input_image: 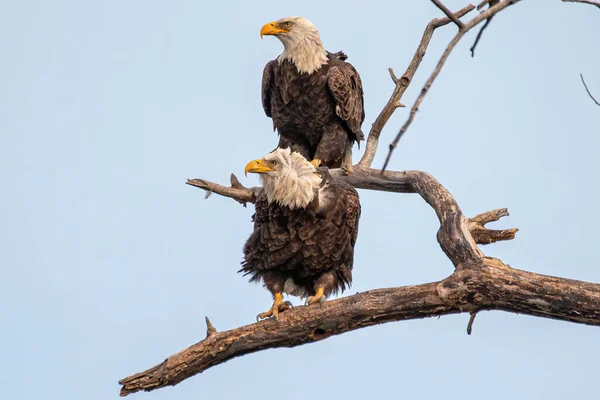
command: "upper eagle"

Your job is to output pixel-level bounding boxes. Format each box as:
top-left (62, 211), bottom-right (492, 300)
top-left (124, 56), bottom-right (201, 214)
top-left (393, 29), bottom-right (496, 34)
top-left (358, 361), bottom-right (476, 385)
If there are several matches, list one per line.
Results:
top-left (241, 148), bottom-right (361, 320)
top-left (261, 16), bottom-right (365, 169)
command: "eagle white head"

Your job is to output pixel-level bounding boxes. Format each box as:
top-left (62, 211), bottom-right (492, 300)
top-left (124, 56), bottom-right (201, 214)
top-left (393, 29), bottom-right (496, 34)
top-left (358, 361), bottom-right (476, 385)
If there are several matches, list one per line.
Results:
top-left (245, 148), bottom-right (323, 209)
top-left (260, 16), bottom-right (328, 74)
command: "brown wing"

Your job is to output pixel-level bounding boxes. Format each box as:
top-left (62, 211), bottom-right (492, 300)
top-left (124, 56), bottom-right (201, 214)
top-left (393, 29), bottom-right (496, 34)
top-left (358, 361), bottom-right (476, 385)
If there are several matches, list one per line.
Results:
top-left (326, 61), bottom-right (365, 141)
top-left (299, 179), bottom-right (361, 273)
top-left (261, 60), bottom-right (277, 118)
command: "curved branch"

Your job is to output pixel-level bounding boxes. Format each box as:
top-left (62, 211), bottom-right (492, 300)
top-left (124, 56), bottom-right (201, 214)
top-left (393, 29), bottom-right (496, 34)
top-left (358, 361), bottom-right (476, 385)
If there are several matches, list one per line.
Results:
top-left (119, 260), bottom-right (600, 396)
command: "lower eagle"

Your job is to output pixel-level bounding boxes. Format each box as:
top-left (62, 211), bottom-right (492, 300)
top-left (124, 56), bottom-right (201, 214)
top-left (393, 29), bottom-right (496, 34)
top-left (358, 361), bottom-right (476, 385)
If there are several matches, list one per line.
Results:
top-left (241, 148), bottom-right (361, 320)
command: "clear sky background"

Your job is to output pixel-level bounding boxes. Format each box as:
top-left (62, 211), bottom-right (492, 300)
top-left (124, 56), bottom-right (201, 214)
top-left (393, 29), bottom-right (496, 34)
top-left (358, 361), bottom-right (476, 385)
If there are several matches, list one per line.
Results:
top-left (2, 1), bottom-right (599, 399)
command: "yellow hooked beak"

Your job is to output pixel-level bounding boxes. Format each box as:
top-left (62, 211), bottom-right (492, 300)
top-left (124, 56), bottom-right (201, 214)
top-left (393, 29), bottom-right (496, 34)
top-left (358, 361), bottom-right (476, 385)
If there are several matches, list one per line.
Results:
top-left (244, 159), bottom-right (274, 176)
top-left (260, 21), bottom-right (289, 38)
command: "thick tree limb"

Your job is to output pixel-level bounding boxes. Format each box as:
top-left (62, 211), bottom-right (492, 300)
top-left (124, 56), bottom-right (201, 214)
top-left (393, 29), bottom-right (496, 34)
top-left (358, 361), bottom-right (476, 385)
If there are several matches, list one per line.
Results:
top-left (382, 0), bottom-right (521, 171)
top-left (119, 259), bottom-right (600, 396)
top-left (358, 4), bottom-right (475, 168)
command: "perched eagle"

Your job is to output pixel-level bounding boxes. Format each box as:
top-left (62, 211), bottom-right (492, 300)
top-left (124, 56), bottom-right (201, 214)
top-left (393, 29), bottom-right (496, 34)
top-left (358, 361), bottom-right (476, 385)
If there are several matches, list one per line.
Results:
top-left (260, 17), bottom-right (365, 169)
top-left (241, 148), bottom-right (361, 320)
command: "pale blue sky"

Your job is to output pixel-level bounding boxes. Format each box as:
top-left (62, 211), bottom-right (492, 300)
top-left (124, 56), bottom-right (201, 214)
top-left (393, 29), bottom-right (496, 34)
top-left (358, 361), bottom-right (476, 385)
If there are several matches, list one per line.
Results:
top-left (1, 1), bottom-right (599, 399)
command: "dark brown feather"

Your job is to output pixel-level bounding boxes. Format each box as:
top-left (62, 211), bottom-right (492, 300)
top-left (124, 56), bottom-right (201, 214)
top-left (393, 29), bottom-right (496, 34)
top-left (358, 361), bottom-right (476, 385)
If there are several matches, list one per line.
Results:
top-left (240, 172), bottom-right (361, 298)
top-left (261, 52), bottom-right (365, 167)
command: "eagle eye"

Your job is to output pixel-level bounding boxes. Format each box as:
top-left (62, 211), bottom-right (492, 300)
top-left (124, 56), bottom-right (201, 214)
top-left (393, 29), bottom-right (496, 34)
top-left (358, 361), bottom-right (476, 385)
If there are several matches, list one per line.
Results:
top-left (270, 160), bottom-right (277, 166)
top-left (282, 21), bottom-right (293, 29)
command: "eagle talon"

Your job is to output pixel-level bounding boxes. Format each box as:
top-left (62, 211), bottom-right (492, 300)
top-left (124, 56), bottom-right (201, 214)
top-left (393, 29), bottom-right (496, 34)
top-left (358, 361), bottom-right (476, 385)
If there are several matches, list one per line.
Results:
top-left (256, 293), bottom-right (292, 322)
top-left (310, 159), bottom-right (322, 168)
top-left (305, 287), bottom-right (326, 306)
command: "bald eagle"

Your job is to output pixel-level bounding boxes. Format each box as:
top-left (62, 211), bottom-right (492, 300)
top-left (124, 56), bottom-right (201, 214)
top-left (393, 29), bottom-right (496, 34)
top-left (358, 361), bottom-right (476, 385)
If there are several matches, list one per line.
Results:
top-left (260, 17), bottom-right (365, 169)
top-left (242, 148), bottom-right (361, 320)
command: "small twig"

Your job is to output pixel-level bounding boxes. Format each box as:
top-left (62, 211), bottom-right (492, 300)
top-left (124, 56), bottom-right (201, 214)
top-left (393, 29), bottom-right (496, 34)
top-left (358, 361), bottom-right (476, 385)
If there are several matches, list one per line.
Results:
top-left (431, 0), bottom-right (466, 29)
top-left (388, 67), bottom-right (399, 84)
top-left (470, 15), bottom-right (493, 57)
top-left (470, 0), bottom-right (499, 57)
top-left (467, 311), bottom-right (477, 335)
top-left (562, 0), bottom-right (600, 9)
top-left (205, 316), bottom-right (217, 337)
top-left (580, 73), bottom-right (600, 106)
top-left (229, 173), bottom-right (244, 189)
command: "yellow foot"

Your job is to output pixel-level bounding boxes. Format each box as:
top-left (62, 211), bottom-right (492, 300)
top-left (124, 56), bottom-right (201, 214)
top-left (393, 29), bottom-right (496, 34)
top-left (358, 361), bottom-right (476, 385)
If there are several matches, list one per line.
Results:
top-left (310, 159), bottom-right (322, 168)
top-left (305, 287), bottom-right (326, 306)
top-left (256, 293), bottom-right (293, 321)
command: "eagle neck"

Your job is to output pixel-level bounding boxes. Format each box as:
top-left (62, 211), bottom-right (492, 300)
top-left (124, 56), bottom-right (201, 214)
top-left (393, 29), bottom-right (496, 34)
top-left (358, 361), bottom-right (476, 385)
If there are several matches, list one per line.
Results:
top-left (261, 169), bottom-right (322, 210)
top-left (279, 35), bottom-right (328, 75)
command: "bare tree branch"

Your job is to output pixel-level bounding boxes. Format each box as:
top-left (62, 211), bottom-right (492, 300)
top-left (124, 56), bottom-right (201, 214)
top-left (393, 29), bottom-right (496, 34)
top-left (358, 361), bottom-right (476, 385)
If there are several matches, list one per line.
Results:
top-left (119, 257), bottom-right (600, 396)
top-left (358, 4), bottom-right (475, 168)
top-left (562, 0), bottom-right (600, 9)
top-left (186, 174), bottom-right (260, 206)
top-left (580, 73), bottom-right (600, 106)
top-left (382, 0), bottom-right (521, 172)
